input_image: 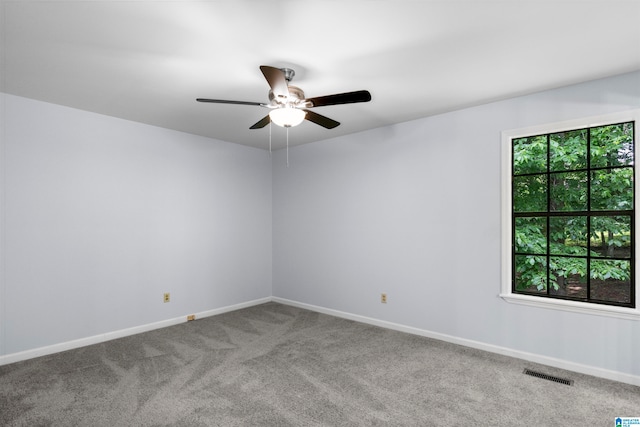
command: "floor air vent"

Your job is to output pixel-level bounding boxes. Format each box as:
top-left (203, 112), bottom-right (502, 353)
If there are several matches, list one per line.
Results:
top-left (523, 369), bottom-right (574, 386)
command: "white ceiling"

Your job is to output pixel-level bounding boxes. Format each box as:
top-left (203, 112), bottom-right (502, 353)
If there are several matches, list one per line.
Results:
top-left (2, 0), bottom-right (639, 149)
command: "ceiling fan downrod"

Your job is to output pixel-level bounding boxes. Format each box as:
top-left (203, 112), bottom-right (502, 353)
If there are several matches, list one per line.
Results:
top-left (280, 68), bottom-right (295, 83)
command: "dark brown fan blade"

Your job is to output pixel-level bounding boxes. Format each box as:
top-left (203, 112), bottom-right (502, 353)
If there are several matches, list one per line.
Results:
top-left (303, 110), bottom-right (340, 129)
top-left (260, 66), bottom-right (289, 100)
top-left (196, 98), bottom-right (266, 107)
top-left (250, 115), bottom-right (271, 129)
top-left (305, 90), bottom-right (371, 108)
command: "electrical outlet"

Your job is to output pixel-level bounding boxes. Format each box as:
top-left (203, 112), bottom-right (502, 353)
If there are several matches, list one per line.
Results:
top-left (163, 293), bottom-right (170, 303)
top-left (187, 314), bottom-right (196, 321)
top-left (381, 293), bottom-right (387, 304)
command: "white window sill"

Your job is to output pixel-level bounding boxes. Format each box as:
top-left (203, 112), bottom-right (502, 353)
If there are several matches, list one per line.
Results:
top-left (500, 293), bottom-right (640, 321)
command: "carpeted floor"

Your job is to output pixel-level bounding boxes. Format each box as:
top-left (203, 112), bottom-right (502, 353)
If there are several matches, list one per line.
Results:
top-left (1, 302), bottom-right (638, 426)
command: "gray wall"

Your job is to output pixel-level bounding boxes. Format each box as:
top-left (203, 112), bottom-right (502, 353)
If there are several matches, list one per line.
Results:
top-left (0, 94), bottom-right (272, 356)
top-left (272, 71), bottom-right (640, 378)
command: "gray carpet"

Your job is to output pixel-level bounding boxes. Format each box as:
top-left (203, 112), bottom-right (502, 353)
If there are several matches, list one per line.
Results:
top-left (1, 302), bottom-right (638, 426)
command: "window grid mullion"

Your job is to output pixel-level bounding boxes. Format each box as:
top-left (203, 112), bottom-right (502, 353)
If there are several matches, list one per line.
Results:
top-left (546, 134), bottom-right (551, 296)
top-left (586, 127), bottom-right (591, 301)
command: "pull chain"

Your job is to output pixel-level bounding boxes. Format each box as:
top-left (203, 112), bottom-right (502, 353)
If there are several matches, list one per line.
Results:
top-left (286, 126), bottom-right (289, 168)
top-left (269, 120), bottom-right (272, 157)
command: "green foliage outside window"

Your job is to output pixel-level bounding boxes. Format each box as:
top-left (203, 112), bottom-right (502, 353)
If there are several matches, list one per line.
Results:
top-left (512, 122), bottom-right (634, 306)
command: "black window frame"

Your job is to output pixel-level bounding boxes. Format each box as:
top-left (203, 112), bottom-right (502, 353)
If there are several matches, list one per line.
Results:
top-left (511, 121), bottom-right (635, 308)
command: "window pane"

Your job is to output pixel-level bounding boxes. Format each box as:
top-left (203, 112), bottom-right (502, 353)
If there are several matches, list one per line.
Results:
top-left (513, 135), bottom-right (547, 175)
top-left (515, 255), bottom-right (547, 293)
top-left (549, 172), bottom-right (587, 212)
top-left (590, 259), bottom-right (632, 304)
top-left (590, 122), bottom-right (634, 168)
top-left (515, 217), bottom-right (546, 254)
top-left (590, 216), bottom-right (631, 259)
top-left (514, 175), bottom-right (547, 212)
top-left (590, 168), bottom-right (633, 211)
top-left (550, 129), bottom-right (587, 172)
top-left (549, 256), bottom-right (587, 299)
top-left (549, 216), bottom-right (587, 256)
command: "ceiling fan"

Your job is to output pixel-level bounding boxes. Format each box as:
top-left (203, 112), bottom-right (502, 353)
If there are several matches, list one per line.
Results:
top-left (197, 66), bottom-right (371, 129)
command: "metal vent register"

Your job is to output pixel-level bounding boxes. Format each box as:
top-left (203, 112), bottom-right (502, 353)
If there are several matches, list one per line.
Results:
top-left (523, 369), bottom-right (574, 386)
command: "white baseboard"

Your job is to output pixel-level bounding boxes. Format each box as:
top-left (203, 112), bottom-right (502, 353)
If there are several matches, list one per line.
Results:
top-left (272, 297), bottom-right (640, 387)
top-left (195, 297), bottom-right (272, 320)
top-left (0, 297), bottom-right (271, 367)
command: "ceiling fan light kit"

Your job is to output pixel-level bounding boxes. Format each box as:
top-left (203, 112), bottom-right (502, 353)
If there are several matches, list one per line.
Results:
top-left (197, 65), bottom-right (371, 131)
top-left (269, 106), bottom-right (306, 128)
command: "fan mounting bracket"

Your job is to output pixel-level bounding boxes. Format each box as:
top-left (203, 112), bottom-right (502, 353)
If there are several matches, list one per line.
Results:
top-left (280, 68), bottom-right (295, 82)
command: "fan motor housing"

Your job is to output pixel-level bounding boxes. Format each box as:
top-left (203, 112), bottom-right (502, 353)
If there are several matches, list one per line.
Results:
top-left (269, 85), bottom-right (305, 105)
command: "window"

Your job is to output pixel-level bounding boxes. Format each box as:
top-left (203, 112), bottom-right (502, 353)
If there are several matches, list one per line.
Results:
top-left (501, 111), bottom-right (640, 319)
